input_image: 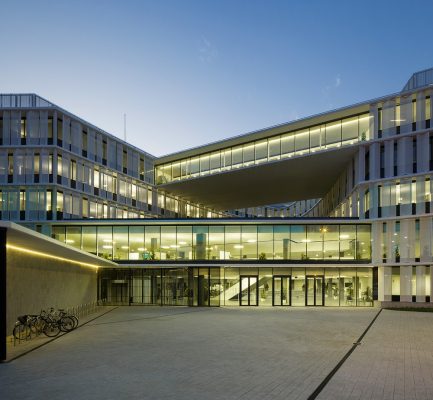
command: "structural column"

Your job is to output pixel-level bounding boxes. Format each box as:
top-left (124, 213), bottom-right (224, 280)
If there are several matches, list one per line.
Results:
top-left (400, 266), bottom-right (412, 302)
top-left (416, 265), bottom-right (426, 302)
top-left (378, 266), bottom-right (392, 301)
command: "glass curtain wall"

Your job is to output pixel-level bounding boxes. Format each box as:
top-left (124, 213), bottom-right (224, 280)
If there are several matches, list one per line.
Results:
top-left (98, 267), bottom-right (373, 307)
top-left (155, 113), bottom-right (371, 184)
top-left (52, 223), bottom-right (372, 262)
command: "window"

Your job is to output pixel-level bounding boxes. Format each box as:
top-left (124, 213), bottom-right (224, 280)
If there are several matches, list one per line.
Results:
top-left (57, 119), bottom-right (63, 145)
top-left (380, 145), bottom-right (385, 178)
top-left (20, 117), bottom-right (26, 141)
top-left (19, 190), bottom-right (25, 211)
top-left (70, 160), bottom-right (77, 181)
top-left (378, 107), bottom-right (383, 137)
top-left (8, 153), bottom-right (13, 176)
top-left (82, 131), bottom-right (88, 156)
top-left (122, 150), bottom-right (127, 172)
top-left (57, 155), bottom-right (63, 177)
top-left (412, 99), bottom-right (417, 131)
top-left (48, 117), bottom-right (53, 144)
top-left (34, 154), bottom-right (40, 175)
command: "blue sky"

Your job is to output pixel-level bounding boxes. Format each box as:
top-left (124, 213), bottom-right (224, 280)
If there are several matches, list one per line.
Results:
top-left (1, 0), bottom-right (432, 156)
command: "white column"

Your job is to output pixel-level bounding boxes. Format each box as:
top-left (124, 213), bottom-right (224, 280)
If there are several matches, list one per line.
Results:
top-left (417, 132), bottom-right (429, 173)
top-left (416, 265), bottom-right (426, 302)
top-left (430, 266), bottom-right (433, 303)
top-left (369, 142), bottom-right (379, 180)
top-left (400, 266), bottom-right (412, 302)
top-left (379, 266), bottom-right (392, 301)
top-left (371, 222), bottom-right (382, 264)
top-left (420, 217), bottom-right (433, 263)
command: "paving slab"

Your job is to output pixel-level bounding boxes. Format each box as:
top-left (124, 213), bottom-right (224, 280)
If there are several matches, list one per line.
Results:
top-left (0, 307), bottom-right (377, 400)
top-left (317, 310), bottom-right (433, 400)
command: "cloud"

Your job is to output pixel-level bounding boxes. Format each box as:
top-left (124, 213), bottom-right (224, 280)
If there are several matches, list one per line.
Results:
top-left (199, 36), bottom-right (218, 64)
top-left (335, 74), bottom-right (341, 88)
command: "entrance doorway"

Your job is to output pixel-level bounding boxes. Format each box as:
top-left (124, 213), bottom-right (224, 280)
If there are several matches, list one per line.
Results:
top-left (240, 275), bottom-right (258, 306)
top-left (272, 276), bottom-right (291, 306)
top-left (306, 275), bottom-right (324, 306)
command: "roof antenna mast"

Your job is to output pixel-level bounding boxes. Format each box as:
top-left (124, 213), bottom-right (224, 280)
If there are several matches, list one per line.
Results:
top-left (123, 113), bottom-right (127, 142)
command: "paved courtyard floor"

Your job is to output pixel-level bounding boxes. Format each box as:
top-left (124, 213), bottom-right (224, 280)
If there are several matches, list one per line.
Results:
top-left (0, 307), bottom-right (432, 400)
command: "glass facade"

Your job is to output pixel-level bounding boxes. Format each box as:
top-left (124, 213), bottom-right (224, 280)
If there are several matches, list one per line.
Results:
top-left (155, 113), bottom-right (371, 184)
top-left (52, 222), bottom-right (371, 262)
top-left (99, 267), bottom-right (374, 307)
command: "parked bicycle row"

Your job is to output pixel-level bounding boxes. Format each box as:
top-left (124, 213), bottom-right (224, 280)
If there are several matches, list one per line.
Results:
top-left (13, 308), bottom-right (79, 341)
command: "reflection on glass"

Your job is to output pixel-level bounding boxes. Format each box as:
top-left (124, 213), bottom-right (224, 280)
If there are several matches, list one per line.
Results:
top-left (291, 268), bottom-right (305, 306)
top-left (54, 223), bottom-right (371, 262)
top-left (113, 226), bottom-right (128, 260)
top-left (97, 226), bottom-right (112, 259)
top-left (155, 114), bottom-right (371, 184)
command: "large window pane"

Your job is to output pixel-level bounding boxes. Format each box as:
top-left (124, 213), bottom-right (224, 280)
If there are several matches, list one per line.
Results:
top-left (340, 225), bottom-right (356, 260)
top-left (177, 225), bottom-right (192, 260)
top-left (65, 226), bottom-right (81, 250)
top-left (255, 140), bottom-right (268, 163)
top-left (193, 226), bottom-right (208, 260)
top-left (342, 116), bottom-right (358, 143)
top-left (225, 225), bottom-right (241, 259)
top-left (325, 121), bottom-right (341, 147)
top-left (145, 226), bottom-right (160, 260)
top-left (258, 225), bottom-right (273, 260)
top-left (208, 226), bottom-right (225, 260)
top-left (190, 157), bottom-right (200, 177)
top-left (113, 226), bottom-right (128, 260)
top-left (82, 226), bottom-right (96, 255)
top-left (232, 146), bottom-right (243, 167)
top-left (294, 130), bottom-right (309, 155)
top-left (241, 225), bottom-right (257, 259)
top-left (274, 225), bottom-right (290, 259)
top-left (200, 155), bottom-right (210, 175)
top-left (268, 137), bottom-right (281, 160)
top-left (291, 225), bottom-right (306, 260)
top-left (209, 152), bottom-right (221, 172)
top-left (243, 144), bottom-right (254, 166)
top-left (356, 225), bottom-right (371, 260)
top-left (281, 134), bottom-right (294, 157)
top-left (307, 225), bottom-right (323, 260)
top-left (323, 225), bottom-right (339, 260)
top-left (310, 126), bottom-right (323, 152)
top-left (161, 226), bottom-right (177, 260)
top-left (129, 226), bottom-right (145, 260)
top-left (97, 226), bottom-right (113, 260)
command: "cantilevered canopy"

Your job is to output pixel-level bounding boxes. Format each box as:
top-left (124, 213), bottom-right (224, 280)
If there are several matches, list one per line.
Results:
top-left (158, 145), bottom-right (358, 210)
top-left (2, 222), bottom-right (116, 268)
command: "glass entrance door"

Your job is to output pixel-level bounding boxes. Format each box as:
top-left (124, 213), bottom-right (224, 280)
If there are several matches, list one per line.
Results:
top-left (272, 276), bottom-right (291, 306)
top-left (306, 275), bottom-right (324, 306)
top-left (240, 275), bottom-right (258, 306)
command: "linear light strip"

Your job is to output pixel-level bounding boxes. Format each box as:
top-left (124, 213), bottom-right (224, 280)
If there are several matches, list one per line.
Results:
top-left (6, 244), bottom-right (100, 270)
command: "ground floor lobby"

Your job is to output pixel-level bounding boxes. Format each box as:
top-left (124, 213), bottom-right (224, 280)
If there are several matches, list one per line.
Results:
top-left (99, 266), bottom-right (376, 307)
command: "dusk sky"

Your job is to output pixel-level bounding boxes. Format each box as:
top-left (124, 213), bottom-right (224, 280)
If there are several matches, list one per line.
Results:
top-left (1, 0), bottom-right (433, 156)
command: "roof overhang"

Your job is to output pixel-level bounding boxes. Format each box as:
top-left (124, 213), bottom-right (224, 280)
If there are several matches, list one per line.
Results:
top-left (2, 222), bottom-right (116, 268)
top-left (158, 144), bottom-right (359, 210)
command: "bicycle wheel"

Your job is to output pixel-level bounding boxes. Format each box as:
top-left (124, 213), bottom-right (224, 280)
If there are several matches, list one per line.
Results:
top-left (29, 318), bottom-right (44, 336)
top-left (13, 323), bottom-right (30, 340)
top-left (43, 322), bottom-right (60, 337)
top-left (59, 316), bottom-right (75, 332)
top-left (70, 315), bottom-right (79, 329)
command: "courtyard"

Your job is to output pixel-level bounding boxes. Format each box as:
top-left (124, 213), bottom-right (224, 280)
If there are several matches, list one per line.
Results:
top-left (1, 307), bottom-right (433, 399)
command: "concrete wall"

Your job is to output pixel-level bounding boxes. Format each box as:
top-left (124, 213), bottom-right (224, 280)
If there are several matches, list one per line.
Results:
top-left (6, 247), bottom-right (98, 334)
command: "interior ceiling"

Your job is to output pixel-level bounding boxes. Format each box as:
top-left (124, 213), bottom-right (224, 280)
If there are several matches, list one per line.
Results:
top-left (158, 146), bottom-right (358, 210)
